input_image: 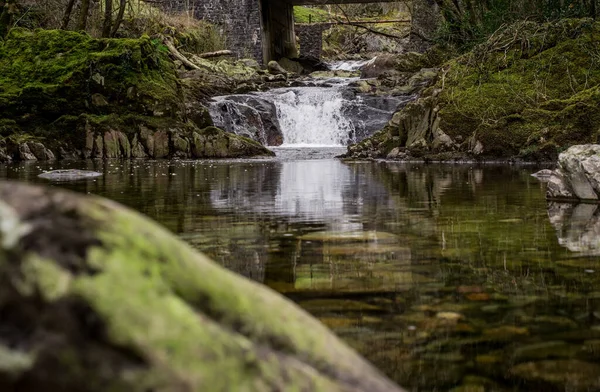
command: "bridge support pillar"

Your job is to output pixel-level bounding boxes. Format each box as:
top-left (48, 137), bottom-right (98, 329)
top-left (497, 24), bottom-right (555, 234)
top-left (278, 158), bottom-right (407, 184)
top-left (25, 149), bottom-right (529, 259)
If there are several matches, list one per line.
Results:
top-left (295, 24), bottom-right (328, 61)
top-left (195, 0), bottom-right (265, 63)
top-left (260, 0), bottom-right (298, 63)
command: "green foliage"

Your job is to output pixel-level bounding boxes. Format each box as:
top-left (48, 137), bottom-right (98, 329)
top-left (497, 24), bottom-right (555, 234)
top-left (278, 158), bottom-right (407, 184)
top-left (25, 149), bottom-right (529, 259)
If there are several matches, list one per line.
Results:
top-left (293, 6), bottom-right (331, 23)
top-left (437, 19), bottom-right (600, 158)
top-left (435, 0), bottom-right (599, 48)
top-left (0, 28), bottom-right (181, 129)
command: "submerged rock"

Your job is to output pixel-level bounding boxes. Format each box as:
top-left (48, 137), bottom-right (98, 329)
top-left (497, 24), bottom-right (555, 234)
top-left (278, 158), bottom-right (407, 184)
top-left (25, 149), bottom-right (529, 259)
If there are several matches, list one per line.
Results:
top-left (38, 169), bottom-right (102, 181)
top-left (0, 182), bottom-right (403, 392)
top-left (509, 359), bottom-right (600, 392)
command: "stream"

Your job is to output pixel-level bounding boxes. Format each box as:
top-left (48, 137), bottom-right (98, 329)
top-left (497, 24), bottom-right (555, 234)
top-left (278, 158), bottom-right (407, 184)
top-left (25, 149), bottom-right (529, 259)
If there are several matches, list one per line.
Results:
top-left (2, 64), bottom-right (600, 391)
top-left (208, 61), bottom-right (410, 147)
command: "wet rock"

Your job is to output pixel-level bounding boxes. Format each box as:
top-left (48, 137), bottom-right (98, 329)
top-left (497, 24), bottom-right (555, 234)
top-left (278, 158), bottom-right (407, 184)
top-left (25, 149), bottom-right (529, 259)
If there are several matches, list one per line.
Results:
top-left (192, 126), bottom-right (274, 158)
top-left (17, 143), bottom-right (37, 161)
top-left (153, 130), bottom-right (170, 159)
top-left (342, 94), bottom-right (410, 141)
top-left (268, 60), bottom-right (288, 76)
top-left (38, 169), bottom-right (102, 181)
top-left (0, 181), bottom-right (405, 392)
top-left (172, 134), bottom-right (190, 157)
top-left (262, 73), bottom-right (287, 83)
top-left (130, 135), bottom-right (147, 158)
top-left (541, 145), bottom-right (600, 201)
top-left (210, 95), bottom-right (284, 146)
top-left (103, 130), bottom-right (123, 158)
top-left (546, 170), bottom-right (575, 199)
top-left (511, 341), bottom-right (580, 362)
top-left (482, 325), bottom-right (528, 341)
top-left (509, 359), bottom-right (600, 392)
top-left (278, 58), bottom-right (305, 74)
top-left (27, 142), bottom-right (55, 160)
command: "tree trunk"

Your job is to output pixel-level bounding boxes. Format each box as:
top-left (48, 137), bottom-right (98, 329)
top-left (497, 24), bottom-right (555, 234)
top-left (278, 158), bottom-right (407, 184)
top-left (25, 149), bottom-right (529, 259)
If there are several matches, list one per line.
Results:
top-left (61, 0), bottom-right (77, 29)
top-left (102, 0), bottom-right (112, 37)
top-left (110, 0), bottom-right (126, 37)
top-left (78, 0), bottom-right (90, 31)
top-left (0, 0), bottom-right (15, 38)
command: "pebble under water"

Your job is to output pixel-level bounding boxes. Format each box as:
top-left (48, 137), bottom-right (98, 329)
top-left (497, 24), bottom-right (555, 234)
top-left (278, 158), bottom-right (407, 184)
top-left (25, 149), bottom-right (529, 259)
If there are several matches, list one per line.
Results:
top-left (4, 148), bottom-right (600, 392)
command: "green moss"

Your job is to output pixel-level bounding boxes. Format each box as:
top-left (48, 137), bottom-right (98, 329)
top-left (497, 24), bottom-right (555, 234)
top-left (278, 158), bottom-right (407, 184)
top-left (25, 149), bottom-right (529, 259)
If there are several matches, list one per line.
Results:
top-left (293, 6), bottom-right (331, 23)
top-left (0, 183), bottom-right (401, 390)
top-left (0, 28), bottom-right (182, 135)
top-left (437, 19), bottom-right (600, 158)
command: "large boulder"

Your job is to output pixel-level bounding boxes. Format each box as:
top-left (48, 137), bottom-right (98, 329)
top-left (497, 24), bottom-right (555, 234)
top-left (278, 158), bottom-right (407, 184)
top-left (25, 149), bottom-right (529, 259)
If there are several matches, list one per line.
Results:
top-left (536, 144), bottom-right (600, 201)
top-left (0, 182), bottom-right (403, 392)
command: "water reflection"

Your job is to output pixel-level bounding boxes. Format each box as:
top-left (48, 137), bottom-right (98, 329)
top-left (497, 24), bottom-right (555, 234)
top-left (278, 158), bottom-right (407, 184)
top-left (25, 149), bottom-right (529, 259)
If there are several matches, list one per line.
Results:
top-left (548, 202), bottom-right (600, 255)
top-left (3, 157), bottom-right (600, 391)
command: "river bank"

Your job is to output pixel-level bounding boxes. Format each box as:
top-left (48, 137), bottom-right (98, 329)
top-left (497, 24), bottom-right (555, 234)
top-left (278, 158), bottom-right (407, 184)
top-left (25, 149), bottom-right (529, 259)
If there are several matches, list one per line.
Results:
top-left (0, 28), bottom-right (284, 162)
top-left (344, 19), bottom-right (600, 163)
top-left (2, 10), bottom-right (600, 166)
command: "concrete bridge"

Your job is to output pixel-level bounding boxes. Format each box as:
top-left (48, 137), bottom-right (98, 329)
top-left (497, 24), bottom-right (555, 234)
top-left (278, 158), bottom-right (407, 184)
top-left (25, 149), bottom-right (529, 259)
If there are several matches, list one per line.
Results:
top-left (173, 0), bottom-right (438, 64)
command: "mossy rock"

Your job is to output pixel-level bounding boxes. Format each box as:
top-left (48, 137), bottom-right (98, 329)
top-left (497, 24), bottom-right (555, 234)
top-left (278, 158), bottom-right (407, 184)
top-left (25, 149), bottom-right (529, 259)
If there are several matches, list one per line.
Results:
top-left (347, 19), bottom-right (600, 161)
top-left (437, 18), bottom-right (600, 159)
top-left (0, 28), bottom-right (182, 120)
top-left (0, 182), bottom-right (404, 392)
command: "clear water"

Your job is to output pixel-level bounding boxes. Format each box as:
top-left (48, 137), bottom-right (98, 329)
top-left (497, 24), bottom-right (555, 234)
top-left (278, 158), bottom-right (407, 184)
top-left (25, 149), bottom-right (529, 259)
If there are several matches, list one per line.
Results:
top-left (3, 150), bottom-right (600, 392)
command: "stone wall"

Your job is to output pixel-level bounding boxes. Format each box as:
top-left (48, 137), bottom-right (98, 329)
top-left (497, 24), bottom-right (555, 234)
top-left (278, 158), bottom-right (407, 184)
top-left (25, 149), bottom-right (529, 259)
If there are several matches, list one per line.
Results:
top-left (194, 0), bottom-right (265, 62)
top-left (295, 24), bottom-right (329, 60)
top-left (160, 0), bottom-right (300, 64)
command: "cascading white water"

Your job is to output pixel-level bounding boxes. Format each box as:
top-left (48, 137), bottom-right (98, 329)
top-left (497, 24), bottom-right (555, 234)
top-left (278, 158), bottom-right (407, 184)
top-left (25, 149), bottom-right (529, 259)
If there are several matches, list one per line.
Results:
top-left (209, 58), bottom-right (407, 147)
top-left (327, 57), bottom-right (377, 72)
top-left (271, 86), bottom-right (355, 147)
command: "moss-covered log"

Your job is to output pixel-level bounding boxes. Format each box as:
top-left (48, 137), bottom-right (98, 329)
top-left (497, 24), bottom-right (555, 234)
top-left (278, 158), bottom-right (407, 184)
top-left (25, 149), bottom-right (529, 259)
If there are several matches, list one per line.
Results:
top-left (0, 181), bottom-right (403, 392)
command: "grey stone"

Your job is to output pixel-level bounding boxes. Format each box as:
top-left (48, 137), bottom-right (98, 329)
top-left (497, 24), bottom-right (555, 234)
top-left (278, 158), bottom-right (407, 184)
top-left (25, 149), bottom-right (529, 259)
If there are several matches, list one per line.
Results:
top-left (510, 360), bottom-right (600, 392)
top-left (18, 143), bottom-right (37, 161)
top-left (531, 169), bottom-right (555, 180)
top-left (267, 60), bottom-right (288, 76)
top-left (38, 169), bottom-right (102, 181)
top-left (558, 144), bottom-right (600, 200)
top-left (546, 170), bottom-right (574, 199)
top-left (27, 142), bottom-right (55, 161)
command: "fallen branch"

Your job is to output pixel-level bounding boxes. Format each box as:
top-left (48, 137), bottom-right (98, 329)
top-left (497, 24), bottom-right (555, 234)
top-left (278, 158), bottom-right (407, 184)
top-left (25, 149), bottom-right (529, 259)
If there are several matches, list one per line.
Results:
top-left (334, 19), bottom-right (409, 40)
top-left (198, 50), bottom-right (233, 58)
top-left (163, 38), bottom-right (201, 70)
top-left (331, 4), bottom-right (408, 40)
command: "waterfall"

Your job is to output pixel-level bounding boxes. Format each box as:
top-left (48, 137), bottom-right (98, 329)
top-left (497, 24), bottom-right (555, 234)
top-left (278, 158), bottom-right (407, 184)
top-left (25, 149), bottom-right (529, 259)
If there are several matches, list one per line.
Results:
top-left (271, 87), bottom-right (355, 147)
top-left (209, 63), bottom-right (407, 147)
top-left (327, 58), bottom-right (377, 72)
